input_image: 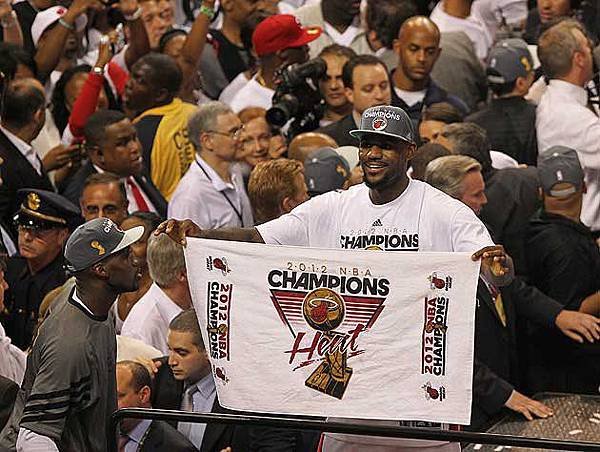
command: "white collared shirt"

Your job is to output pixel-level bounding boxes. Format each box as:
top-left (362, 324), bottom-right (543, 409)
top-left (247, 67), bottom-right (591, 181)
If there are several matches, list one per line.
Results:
top-left (430, 2), bottom-right (491, 60)
top-left (228, 75), bottom-right (274, 113)
top-left (323, 20), bottom-right (361, 48)
top-left (178, 374), bottom-right (216, 450)
top-left (168, 155), bottom-right (254, 229)
top-left (123, 419), bottom-right (152, 452)
top-left (0, 125), bottom-right (42, 175)
top-left (92, 164), bottom-right (157, 214)
top-left (536, 79), bottom-right (600, 231)
top-left (121, 283), bottom-right (183, 354)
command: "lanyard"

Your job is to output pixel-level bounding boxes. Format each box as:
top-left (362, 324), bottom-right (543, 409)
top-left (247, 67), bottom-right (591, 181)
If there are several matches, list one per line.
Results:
top-left (196, 160), bottom-right (243, 224)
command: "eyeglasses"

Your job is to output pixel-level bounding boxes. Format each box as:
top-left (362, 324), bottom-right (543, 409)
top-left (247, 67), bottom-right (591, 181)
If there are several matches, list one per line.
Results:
top-left (207, 126), bottom-right (244, 140)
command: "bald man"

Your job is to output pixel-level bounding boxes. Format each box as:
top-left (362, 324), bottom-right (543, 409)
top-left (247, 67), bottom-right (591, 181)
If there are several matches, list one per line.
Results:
top-left (288, 132), bottom-right (338, 162)
top-left (0, 78), bottom-right (54, 239)
top-left (391, 16), bottom-right (469, 127)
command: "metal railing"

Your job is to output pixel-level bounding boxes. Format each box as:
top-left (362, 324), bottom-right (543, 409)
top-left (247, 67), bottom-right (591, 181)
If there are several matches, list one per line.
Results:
top-left (110, 408), bottom-right (600, 452)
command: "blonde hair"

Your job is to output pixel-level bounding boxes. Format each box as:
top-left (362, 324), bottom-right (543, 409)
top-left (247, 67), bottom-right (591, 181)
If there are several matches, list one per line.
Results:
top-left (424, 155), bottom-right (482, 199)
top-left (248, 158), bottom-right (304, 224)
top-left (147, 233), bottom-right (186, 287)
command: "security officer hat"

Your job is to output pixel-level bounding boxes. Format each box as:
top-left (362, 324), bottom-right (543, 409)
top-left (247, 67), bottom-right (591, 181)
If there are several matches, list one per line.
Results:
top-left (349, 105), bottom-right (416, 145)
top-left (13, 189), bottom-right (82, 231)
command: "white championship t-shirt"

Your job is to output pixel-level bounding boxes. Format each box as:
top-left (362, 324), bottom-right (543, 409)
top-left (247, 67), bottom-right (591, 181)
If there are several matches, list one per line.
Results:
top-left (258, 179), bottom-right (492, 449)
top-left (257, 179), bottom-right (492, 253)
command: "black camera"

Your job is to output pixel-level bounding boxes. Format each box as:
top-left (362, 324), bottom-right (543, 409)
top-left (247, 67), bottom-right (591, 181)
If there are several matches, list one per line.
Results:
top-left (266, 58), bottom-right (327, 138)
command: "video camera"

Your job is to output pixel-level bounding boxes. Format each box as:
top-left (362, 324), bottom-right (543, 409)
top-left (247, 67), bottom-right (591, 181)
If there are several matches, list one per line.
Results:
top-left (266, 58), bottom-right (327, 139)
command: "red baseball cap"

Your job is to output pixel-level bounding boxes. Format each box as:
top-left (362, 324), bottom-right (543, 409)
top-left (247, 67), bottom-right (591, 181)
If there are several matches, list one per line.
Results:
top-left (252, 14), bottom-right (322, 57)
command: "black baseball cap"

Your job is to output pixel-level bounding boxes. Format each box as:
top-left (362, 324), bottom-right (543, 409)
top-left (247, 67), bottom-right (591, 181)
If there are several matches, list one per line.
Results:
top-left (304, 147), bottom-right (350, 196)
top-left (64, 217), bottom-right (144, 273)
top-left (487, 38), bottom-right (533, 84)
top-left (538, 146), bottom-right (584, 198)
top-left (350, 105), bottom-right (416, 145)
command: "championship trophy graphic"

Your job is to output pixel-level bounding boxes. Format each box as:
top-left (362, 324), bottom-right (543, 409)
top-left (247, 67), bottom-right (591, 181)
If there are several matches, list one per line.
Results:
top-left (302, 288), bottom-right (353, 399)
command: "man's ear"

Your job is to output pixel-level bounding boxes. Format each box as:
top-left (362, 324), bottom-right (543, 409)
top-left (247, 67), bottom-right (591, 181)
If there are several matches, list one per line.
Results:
top-left (154, 87), bottom-right (170, 105)
top-left (405, 143), bottom-right (417, 160)
top-left (281, 196), bottom-right (294, 214)
top-left (139, 385), bottom-right (152, 404)
top-left (345, 86), bottom-right (354, 104)
top-left (367, 30), bottom-right (382, 51)
top-left (392, 38), bottom-right (401, 56)
top-left (87, 145), bottom-right (103, 165)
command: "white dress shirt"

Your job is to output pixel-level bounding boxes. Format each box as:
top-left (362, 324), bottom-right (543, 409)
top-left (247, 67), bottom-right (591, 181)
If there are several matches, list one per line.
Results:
top-left (0, 322), bottom-right (26, 385)
top-left (228, 76), bottom-right (274, 113)
top-left (120, 283), bottom-right (183, 354)
top-left (168, 156), bottom-right (254, 229)
top-left (178, 374), bottom-right (217, 450)
top-left (0, 125), bottom-right (43, 175)
top-left (430, 2), bottom-right (491, 60)
top-left (536, 79), bottom-right (600, 231)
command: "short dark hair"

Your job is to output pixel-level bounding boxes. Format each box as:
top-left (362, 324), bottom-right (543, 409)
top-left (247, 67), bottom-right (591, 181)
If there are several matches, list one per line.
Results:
top-left (126, 211), bottom-right (162, 233)
top-left (441, 122), bottom-right (493, 176)
top-left (410, 142), bottom-right (452, 181)
top-left (366, 0), bottom-right (418, 49)
top-left (421, 102), bottom-right (464, 124)
top-left (342, 54), bottom-right (388, 89)
top-left (82, 172), bottom-right (127, 202)
top-left (0, 43), bottom-right (36, 80)
top-left (158, 28), bottom-right (187, 54)
top-left (51, 64), bottom-right (92, 134)
top-left (133, 53), bottom-right (183, 95)
top-left (319, 44), bottom-right (357, 61)
top-left (487, 79), bottom-right (518, 97)
top-left (117, 360), bottom-right (152, 392)
top-left (1, 78), bottom-right (45, 129)
top-left (84, 109), bottom-right (127, 148)
top-left (169, 309), bottom-right (205, 350)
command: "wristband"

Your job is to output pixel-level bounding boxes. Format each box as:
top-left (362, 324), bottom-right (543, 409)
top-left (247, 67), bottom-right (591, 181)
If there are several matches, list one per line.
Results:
top-left (124, 7), bottom-right (142, 21)
top-left (92, 66), bottom-right (105, 76)
top-left (199, 4), bottom-right (215, 20)
top-left (58, 18), bottom-right (75, 30)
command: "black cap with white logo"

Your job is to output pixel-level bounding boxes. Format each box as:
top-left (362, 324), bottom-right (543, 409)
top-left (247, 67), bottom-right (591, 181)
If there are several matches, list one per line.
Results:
top-left (349, 105), bottom-right (416, 145)
top-left (538, 146), bottom-right (584, 198)
top-left (64, 217), bottom-right (144, 273)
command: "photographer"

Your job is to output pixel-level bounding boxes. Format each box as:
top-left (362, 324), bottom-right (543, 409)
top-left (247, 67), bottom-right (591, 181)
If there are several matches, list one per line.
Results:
top-left (229, 14), bottom-right (322, 113)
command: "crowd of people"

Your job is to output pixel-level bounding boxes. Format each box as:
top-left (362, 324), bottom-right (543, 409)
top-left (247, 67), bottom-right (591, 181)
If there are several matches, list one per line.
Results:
top-left (0, 0), bottom-right (599, 450)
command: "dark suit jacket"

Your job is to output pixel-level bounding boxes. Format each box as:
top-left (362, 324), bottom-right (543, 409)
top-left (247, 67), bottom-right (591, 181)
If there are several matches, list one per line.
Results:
top-left (141, 420), bottom-right (198, 452)
top-left (471, 277), bottom-right (563, 430)
top-left (59, 160), bottom-right (167, 219)
top-left (317, 114), bottom-right (358, 148)
top-left (0, 129), bottom-right (54, 239)
top-left (151, 357), bottom-right (248, 452)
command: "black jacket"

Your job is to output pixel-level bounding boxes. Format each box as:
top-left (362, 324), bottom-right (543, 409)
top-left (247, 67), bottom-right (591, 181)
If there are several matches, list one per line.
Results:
top-left (390, 77), bottom-right (469, 129)
top-left (523, 211), bottom-right (600, 395)
top-left (59, 160), bottom-right (167, 219)
top-left (316, 114), bottom-right (358, 148)
top-left (151, 357), bottom-right (320, 451)
top-left (466, 97), bottom-right (538, 166)
top-left (526, 211), bottom-right (600, 311)
top-left (0, 129), bottom-right (54, 240)
top-left (480, 167), bottom-right (540, 278)
top-left (140, 420), bottom-right (198, 452)
top-left (471, 277), bottom-right (563, 430)
top-left (151, 357), bottom-right (248, 452)
top-left (0, 376), bottom-right (17, 432)
top-left (2, 255), bottom-right (67, 349)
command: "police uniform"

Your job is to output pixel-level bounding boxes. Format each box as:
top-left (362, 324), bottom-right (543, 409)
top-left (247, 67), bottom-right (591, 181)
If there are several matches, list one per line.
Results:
top-left (1, 189), bottom-right (81, 349)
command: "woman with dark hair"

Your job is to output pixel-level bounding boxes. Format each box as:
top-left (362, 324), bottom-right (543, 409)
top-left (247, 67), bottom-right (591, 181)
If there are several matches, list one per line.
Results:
top-left (113, 211), bottom-right (162, 333)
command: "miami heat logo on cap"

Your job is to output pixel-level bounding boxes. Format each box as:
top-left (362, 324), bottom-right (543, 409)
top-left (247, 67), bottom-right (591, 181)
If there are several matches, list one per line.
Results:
top-left (372, 117), bottom-right (387, 131)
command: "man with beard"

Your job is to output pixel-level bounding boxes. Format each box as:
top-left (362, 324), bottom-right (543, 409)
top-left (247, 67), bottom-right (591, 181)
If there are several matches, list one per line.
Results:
top-left (0, 217), bottom-right (144, 451)
top-left (157, 105), bottom-right (514, 451)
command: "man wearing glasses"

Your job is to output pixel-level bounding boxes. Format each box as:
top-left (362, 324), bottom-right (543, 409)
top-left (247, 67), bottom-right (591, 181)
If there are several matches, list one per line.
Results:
top-left (2, 189), bottom-right (81, 349)
top-left (168, 101), bottom-right (254, 229)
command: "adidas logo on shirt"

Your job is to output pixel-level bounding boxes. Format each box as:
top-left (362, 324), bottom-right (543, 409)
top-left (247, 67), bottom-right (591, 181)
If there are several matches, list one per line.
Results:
top-left (372, 219), bottom-right (383, 227)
